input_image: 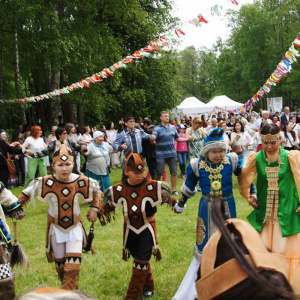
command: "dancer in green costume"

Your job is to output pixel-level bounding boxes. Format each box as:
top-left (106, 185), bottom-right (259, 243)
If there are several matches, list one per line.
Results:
top-left (239, 124), bottom-right (300, 294)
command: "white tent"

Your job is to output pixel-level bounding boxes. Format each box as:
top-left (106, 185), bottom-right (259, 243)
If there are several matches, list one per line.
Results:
top-left (176, 96), bottom-right (208, 115)
top-left (205, 95), bottom-right (242, 111)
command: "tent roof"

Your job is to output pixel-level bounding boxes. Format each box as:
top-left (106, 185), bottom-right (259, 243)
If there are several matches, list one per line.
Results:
top-left (177, 97), bottom-right (206, 109)
top-left (205, 95), bottom-right (242, 110)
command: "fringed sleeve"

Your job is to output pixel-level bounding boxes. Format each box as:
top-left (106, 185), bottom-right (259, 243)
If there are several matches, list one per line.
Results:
top-left (18, 180), bottom-right (38, 206)
top-left (0, 186), bottom-right (24, 218)
top-left (90, 180), bottom-right (104, 212)
top-left (98, 187), bottom-right (116, 226)
top-left (238, 151), bottom-right (257, 202)
top-left (161, 182), bottom-right (177, 208)
top-left (288, 150), bottom-right (300, 195)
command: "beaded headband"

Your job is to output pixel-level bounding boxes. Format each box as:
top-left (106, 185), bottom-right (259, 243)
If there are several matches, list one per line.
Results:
top-left (260, 132), bottom-right (281, 142)
top-left (196, 219), bottom-right (287, 300)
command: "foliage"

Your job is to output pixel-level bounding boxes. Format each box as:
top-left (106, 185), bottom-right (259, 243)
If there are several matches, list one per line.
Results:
top-left (0, 0), bottom-right (180, 129)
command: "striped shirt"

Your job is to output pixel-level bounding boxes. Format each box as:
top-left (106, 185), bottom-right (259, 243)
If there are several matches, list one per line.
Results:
top-left (153, 124), bottom-right (179, 158)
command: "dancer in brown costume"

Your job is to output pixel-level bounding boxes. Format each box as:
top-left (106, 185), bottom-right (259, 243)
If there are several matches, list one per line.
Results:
top-left (99, 153), bottom-right (176, 300)
top-left (19, 144), bottom-right (103, 290)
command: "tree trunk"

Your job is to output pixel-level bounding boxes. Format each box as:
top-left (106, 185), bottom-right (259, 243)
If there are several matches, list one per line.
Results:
top-left (0, 46), bottom-right (4, 128)
top-left (14, 29), bottom-right (27, 125)
top-left (61, 98), bottom-right (74, 124)
top-left (77, 102), bottom-right (83, 128)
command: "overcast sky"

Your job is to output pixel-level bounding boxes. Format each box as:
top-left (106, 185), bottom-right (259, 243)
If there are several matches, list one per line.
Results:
top-left (171, 0), bottom-right (255, 50)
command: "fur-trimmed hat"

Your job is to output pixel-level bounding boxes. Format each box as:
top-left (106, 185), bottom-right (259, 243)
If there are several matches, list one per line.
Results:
top-left (200, 128), bottom-right (228, 157)
top-left (52, 144), bottom-right (74, 164)
top-left (124, 153), bottom-right (146, 174)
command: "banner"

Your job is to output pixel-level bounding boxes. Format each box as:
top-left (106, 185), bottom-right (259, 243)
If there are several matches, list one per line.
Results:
top-left (267, 97), bottom-right (283, 113)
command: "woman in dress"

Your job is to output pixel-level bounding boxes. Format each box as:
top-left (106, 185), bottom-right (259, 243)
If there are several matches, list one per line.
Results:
top-left (238, 124), bottom-right (300, 293)
top-left (229, 121), bottom-right (254, 165)
top-left (85, 131), bottom-right (112, 193)
top-left (105, 121), bottom-right (120, 169)
top-left (10, 130), bottom-right (26, 186)
top-left (185, 116), bottom-right (206, 160)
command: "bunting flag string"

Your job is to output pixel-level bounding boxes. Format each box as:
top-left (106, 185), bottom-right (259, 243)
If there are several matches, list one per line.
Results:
top-left (10, 0), bottom-right (299, 109)
top-left (225, 34), bottom-right (300, 114)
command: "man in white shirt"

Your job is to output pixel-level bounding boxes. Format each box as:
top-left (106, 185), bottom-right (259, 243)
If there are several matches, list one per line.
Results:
top-left (254, 111), bottom-right (272, 131)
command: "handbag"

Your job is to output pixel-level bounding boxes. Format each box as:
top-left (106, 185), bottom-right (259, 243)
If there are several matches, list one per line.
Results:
top-left (0, 152), bottom-right (17, 176)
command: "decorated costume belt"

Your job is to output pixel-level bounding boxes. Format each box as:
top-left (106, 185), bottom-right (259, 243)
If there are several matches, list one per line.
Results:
top-left (202, 193), bottom-right (233, 201)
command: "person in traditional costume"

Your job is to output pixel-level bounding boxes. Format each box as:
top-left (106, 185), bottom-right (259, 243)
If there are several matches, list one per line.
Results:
top-left (172, 128), bottom-right (256, 300)
top-left (18, 144), bottom-right (103, 290)
top-left (238, 124), bottom-right (300, 294)
top-left (197, 197), bottom-right (294, 300)
top-left (99, 153), bottom-right (176, 300)
top-left (0, 181), bottom-right (26, 300)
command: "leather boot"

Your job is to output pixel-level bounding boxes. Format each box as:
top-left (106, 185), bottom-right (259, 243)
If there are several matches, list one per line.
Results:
top-left (0, 275), bottom-right (15, 300)
top-left (61, 253), bottom-right (81, 290)
top-left (55, 258), bottom-right (65, 283)
top-left (124, 259), bottom-right (149, 300)
top-left (143, 263), bottom-right (155, 294)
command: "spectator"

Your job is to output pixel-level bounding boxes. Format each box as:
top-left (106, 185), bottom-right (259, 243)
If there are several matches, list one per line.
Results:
top-left (66, 123), bottom-right (82, 173)
top-left (205, 117), bottom-right (218, 135)
top-left (218, 121), bottom-right (229, 148)
top-left (0, 131), bottom-right (31, 187)
top-left (254, 111), bottom-right (272, 131)
top-left (280, 106), bottom-right (290, 128)
top-left (10, 130), bottom-right (26, 186)
top-left (217, 112), bottom-right (224, 122)
top-left (113, 116), bottom-right (150, 163)
top-left (271, 115), bottom-right (280, 126)
top-left (281, 121), bottom-right (299, 150)
top-left (290, 115), bottom-right (299, 138)
top-left (175, 125), bottom-right (188, 179)
top-left (201, 115), bottom-right (207, 128)
top-left (142, 118), bottom-right (156, 179)
top-left (296, 108), bottom-right (300, 124)
top-left (81, 126), bottom-right (93, 144)
top-left (47, 126), bottom-right (58, 146)
top-left (85, 131), bottom-right (112, 193)
top-left (106, 122), bottom-right (120, 169)
top-left (22, 126), bottom-right (47, 187)
top-left (151, 111), bottom-right (192, 195)
top-left (229, 121), bottom-right (254, 165)
top-left (226, 115), bottom-right (236, 131)
top-left (185, 116), bottom-right (206, 160)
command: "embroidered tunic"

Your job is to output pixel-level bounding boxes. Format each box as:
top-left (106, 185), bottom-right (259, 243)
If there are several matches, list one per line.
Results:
top-left (239, 148), bottom-right (300, 237)
top-left (18, 174), bottom-right (101, 261)
top-left (107, 179), bottom-right (171, 259)
top-left (181, 153), bottom-right (241, 254)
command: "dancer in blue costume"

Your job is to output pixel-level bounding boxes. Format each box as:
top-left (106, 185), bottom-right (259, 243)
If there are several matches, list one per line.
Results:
top-left (172, 128), bottom-right (256, 300)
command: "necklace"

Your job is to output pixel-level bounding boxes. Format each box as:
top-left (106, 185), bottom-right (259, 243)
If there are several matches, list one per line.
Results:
top-left (263, 149), bottom-right (283, 224)
top-left (200, 156), bottom-right (229, 196)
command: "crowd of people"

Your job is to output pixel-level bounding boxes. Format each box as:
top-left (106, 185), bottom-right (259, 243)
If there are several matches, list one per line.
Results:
top-left (0, 107), bottom-right (299, 192)
top-left (0, 106), bottom-right (299, 300)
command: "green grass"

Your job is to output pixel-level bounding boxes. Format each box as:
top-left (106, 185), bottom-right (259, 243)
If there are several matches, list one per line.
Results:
top-left (10, 168), bottom-right (253, 299)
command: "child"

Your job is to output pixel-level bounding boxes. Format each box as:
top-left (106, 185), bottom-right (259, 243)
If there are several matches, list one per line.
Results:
top-left (0, 181), bottom-right (25, 300)
top-left (172, 128), bottom-right (256, 300)
top-left (175, 125), bottom-right (188, 179)
top-left (99, 153), bottom-right (176, 300)
top-left (18, 144), bottom-right (103, 290)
